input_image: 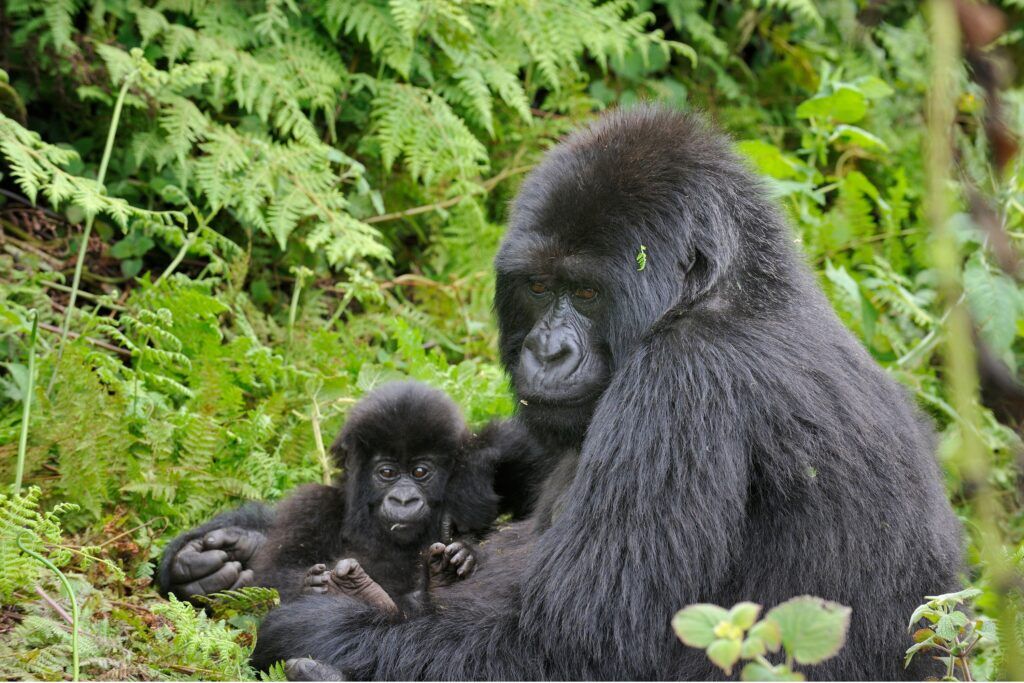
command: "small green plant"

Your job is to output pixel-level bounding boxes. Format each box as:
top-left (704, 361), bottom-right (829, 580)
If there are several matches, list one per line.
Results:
top-left (672, 596), bottom-right (851, 681)
top-left (905, 588), bottom-right (992, 681)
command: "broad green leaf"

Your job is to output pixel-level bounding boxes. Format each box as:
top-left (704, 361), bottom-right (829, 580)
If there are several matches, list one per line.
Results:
top-left (728, 602), bottom-right (762, 630)
top-left (749, 618), bottom-right (783, 652)
top-left (736, 140), bottom-right (799, 180)
top-left (796, 87), bottom-right (867, 124)
top-left (829, 125), bottom-right (889, 152)
top-left (740, 661), bottom-right (805, 681)
top-left (706, 638), bottom-right (742, 675)
top-left (852, 76), bottom-right (895, 99)
top-left (672, 604), bottom-right (729, 648)
top-left (740, 634), bottom-right (766, 658)
top-left (765, 596), bottom-right (851, 665)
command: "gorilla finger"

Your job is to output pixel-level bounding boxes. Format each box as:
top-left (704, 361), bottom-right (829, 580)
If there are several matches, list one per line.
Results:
top-left (449, 548), bottom-right (470, 566)
top-left (196, 561), bottom-right (242, 594)
top-left (443, 542), bottom-right (465, 560)
top-left (306, 572), bottom-right (328, 587)
top-left (428, 542), bottom-right (446, 556)
top-left (457, 555), bottom-right (476, 577)
top-left (171, 548), bottom-right (229, 582)
top-left (307, 563), bottom-right (327, 575)
top-left (203, 526), bottom-right (244, 549)
top-left (231, 569), bottom-right (255, 589)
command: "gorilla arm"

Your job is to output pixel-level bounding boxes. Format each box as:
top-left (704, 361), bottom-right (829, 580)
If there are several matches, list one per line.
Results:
top-left (252, 334), bottom-right (751, 680)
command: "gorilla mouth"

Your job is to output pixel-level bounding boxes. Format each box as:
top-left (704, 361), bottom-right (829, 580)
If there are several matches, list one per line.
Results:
top-left (517, 390), bottom-right (602, 409)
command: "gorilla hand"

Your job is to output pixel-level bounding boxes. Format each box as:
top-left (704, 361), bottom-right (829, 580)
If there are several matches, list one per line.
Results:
top-left (285, 658), bottom-right (346, 681)
top-left (167, 526), bottom-right (263, 600)
top-left (426, 540), bottom-right (477, 589)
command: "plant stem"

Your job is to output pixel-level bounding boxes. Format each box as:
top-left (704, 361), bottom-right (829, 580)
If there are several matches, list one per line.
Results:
top-left (48, 70), bottom-right (137, 394)
top-left (310, 394), bottom-right (332, 485)
top-left (154, 233), bottom-right (196, 286)
top-left (15, 310), bottom-right (39, 494)
top-left (17, 532), bottom-right (79, 681)
top-left (926, 1), bottom-right (1023, 677)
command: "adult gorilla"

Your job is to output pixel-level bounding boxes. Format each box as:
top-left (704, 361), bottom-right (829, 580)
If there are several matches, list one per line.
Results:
top-left (253, 105), bottom-right (962, 680)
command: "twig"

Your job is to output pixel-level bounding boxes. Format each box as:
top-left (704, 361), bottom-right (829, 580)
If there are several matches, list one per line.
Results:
top-left (364, 164), bottom-right (533, 224)
top-left (34, 585), bottom-right (73, 625)
top-left (37, 321), bottom-right (131, 358)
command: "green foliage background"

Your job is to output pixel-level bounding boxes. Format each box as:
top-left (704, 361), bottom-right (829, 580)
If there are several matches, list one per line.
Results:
top-left (0, 0), bottom-right (1022, 679)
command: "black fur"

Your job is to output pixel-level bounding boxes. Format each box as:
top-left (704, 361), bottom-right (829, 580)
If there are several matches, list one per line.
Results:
top-left (251, 106), bottom-right (963, 680)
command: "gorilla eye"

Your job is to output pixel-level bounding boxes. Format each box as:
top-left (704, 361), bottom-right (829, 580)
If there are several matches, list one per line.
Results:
top-left (574, 287), bottom-right (597, 301)
top-left (411, 466), bottom-right (430, 479)
top-left (529, 281), bottom-right (548, 295)
top-left (378, 466), bottom-right (398, 480)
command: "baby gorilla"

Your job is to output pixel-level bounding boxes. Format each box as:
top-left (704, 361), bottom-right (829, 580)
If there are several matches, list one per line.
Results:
top-left (248, 381), bottom-right (500, 610)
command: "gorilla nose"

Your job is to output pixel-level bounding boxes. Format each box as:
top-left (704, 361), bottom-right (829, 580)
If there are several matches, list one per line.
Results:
top-left (523, 332), bottom-right (577, 369)
top-left (387, 491), bottom-right (423, 508)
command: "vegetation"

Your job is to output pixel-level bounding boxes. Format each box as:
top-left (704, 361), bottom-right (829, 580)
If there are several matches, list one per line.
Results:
top-left (0, 0), bottom-right (1022, 679)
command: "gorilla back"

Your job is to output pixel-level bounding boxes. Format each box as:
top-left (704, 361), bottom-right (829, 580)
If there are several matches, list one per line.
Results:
top-left (253, 106), bottom-right (962, 680)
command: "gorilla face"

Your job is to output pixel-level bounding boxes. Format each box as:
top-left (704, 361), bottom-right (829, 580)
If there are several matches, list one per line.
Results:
top-left (365, 453), bottom-right (449, 544)
top-left (496, 260), bottom-right (612, 436)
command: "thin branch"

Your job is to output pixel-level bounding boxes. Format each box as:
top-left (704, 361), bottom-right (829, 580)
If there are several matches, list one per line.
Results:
top-left (364, 164), bottom-right (533, 224)
top-left (35, 585), bottom-right (73, 625)
top-left (37, 321), bottom-right (131, 357)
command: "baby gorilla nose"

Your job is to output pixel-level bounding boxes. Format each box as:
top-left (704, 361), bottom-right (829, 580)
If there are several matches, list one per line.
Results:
top-left (383, 485), bottom-right (426, 523)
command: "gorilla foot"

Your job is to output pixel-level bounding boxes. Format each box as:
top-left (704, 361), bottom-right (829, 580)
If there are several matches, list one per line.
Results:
top-left (302, 563), bottom-right (331, 595)
top-left (329, 559), bottom-right (398, 614)
top-left (284, 658), bottom-right (346, 681)
top-left (427, 541), bottom-right (477, 589)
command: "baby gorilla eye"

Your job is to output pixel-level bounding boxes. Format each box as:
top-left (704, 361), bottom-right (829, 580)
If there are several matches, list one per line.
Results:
top-left (411, 466), bottom-right (430, 479)
top-left (378, 466), bottom-right (398, 480)
top-left (529, 281), bottom-right (548, 295)
top-left (574, 287), bottom-right (597, 301)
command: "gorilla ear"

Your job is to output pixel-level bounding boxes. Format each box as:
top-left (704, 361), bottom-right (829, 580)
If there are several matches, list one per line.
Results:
top-left (678, 249), bottom-right (714, 301)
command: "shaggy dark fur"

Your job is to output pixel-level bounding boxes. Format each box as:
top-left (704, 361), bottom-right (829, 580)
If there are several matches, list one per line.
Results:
top-left (158, 381), bottom-right (533, 604)
top-left (250, 106), bottom-right (963, 680)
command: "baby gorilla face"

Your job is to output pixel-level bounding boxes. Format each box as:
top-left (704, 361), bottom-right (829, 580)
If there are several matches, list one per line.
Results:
top-left (369, 454), bottom-right (448, 543)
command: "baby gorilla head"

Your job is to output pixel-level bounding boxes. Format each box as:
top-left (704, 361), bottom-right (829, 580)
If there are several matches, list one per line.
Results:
top-left (332, 382), bottom-right (471, 545)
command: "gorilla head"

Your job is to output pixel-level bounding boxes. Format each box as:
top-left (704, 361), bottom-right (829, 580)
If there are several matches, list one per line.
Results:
top-left (495, 108), bottom-right (779, 437)
top-left (332, 381), bottom-right (470, 545)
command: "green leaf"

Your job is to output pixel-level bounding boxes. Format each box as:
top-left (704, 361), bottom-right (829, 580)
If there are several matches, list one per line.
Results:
top-left (796, 87), bottom-right (867, 124)
top-left (749, 619), bottom-right (783, 652)
top-left (741, 661), bottom-right (805, 681)
top-left (706, 638), bottom-right (742, 675)
top-left (736, 140), bottom-right (799, 180)
top-left (964, 253), bottom-right (1023, 370)
top-left (672, 604), bottom-right (729, 648)
top-left (829, 125), bottom-right (889, 152)
top-left (728, 602), bottom-right (762, 630)
top-left (765, 596), bottom-right (851, 665)
top-left (852, 76), bottom-right (895, 99)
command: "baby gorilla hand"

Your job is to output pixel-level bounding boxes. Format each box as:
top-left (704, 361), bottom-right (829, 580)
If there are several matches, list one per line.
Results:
top-left (427, 541), bottom-right (477, 589)
top-left (321, 559), bottom-right (398, 614)
top-left (302, 564), bottom-right (332, 595)
top-left (168, 527), bottom-right (263, 600)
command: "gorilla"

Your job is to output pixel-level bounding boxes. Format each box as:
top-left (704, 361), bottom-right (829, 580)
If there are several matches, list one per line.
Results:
top-left (159, 381), bottom-right (541, 607)
top-left (226, 105), bottom-right (960, 679)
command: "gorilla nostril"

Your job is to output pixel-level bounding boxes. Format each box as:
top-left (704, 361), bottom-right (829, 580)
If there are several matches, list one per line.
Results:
top-left (387, 492), bottom-right (422, 508)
